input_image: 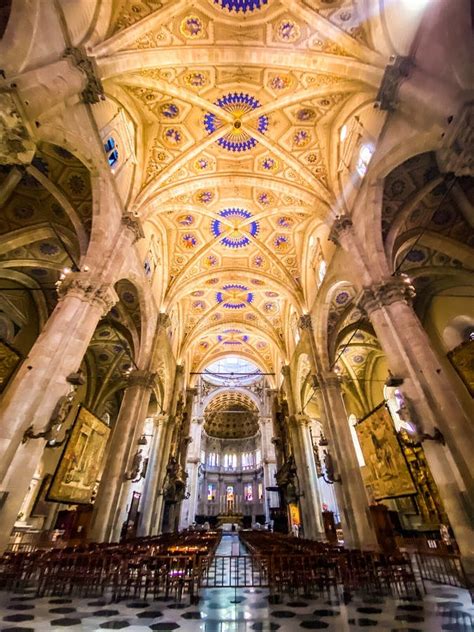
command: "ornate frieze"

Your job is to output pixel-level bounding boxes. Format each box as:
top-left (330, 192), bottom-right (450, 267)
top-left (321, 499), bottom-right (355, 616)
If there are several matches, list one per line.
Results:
top-left (0, 93), bottom-right (36, 165)
top-left (298, 314), bottom-right (313, 331)
top-left (122, 212), bottom-right (145, 243)
top-left (57, 273), bottom-right (118, 315)
top-left (127, 370), bottom-right (157, 390)
top-left (375, 56), bottom-right (413, 112)
top-left (64, 47), bottom-right (104, 104)
top-left (437, 102), bottom-right (474, 176)
top-left (358, 277), bottom-right (416, 315)
top-left (328, 214), bottom-right (353, 246)
top-left (157, 312), bottom-right (171, 330)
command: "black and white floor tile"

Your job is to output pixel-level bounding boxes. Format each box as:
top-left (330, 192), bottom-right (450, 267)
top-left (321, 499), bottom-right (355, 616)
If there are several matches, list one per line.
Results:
top-left (1, 537), bottom-right (473, 631)
top-left (2, 579), bottom-right (473, 631)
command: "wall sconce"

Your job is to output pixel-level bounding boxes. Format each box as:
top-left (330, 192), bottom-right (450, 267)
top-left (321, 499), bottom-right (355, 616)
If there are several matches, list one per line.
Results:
top-left (23, 371), bottom-right (85, 445)
top-left (385, 370), bottom-right (404, 388)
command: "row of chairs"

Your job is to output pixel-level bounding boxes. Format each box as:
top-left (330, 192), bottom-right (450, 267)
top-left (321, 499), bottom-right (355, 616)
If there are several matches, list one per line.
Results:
top-left (0, 531), bottom-right (221, 603)
top-left (240, 530), bottom-right (419, 598)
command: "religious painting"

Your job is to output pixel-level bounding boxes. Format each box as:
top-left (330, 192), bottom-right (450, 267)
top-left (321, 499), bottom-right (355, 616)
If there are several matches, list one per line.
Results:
top-left (0, 340), bottom-right (21, 393)
top-left (47, 407), bottom-right (110, 505)
top-left (448, 339), bottom-right (474, 397)
top-left (355, 405), bottom-right (416, 500)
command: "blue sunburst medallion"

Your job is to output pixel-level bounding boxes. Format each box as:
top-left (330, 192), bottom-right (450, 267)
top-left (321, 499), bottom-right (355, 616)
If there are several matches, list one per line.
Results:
top-left (216, 284), bottom-right (254, 309)
top-left (211, 208), bottom-right (259, 248)
top-left (204, 92), bottom-right (268, 153)
top-left (213, 0), bottom-right (268, 13)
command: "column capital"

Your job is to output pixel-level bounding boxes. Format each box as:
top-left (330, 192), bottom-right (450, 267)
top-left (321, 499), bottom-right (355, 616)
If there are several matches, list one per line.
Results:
top-left (437, 101), bottom-right (474, 177)
top-left (358, 276), bottom-right (415, 315)
top-left (192, 416), bottom-right (204, 425)
top-left (122, 212), bottom-right (144, 243)
top-left (186, 387), bottom-right (198, 397)
top-left (298, 314), bottom-right (313, 331)
top-left (57, 272), bottom-right (119, 315)
top-left (64, 46), bottom-right (104, 104)
top-left (157, 312), bottom-right (171, 329)
top-left (290, 413), bottom-right (311, 427)
top-left (281, 364), bottom-right (291, 379)
top-left (127, 370), bottom-right (157, 390)
top-left (152, 414), bottom-right (169, 426)
top-left (375, 55), bottom-right (412, 112)
top-left (175, 364), bottom-right (185, 377)
top-left (318, 371), bottom-right (343, 390)
top-left (328, 214), bottom-right (353, 246)
top-left (0, 93), bottom-right (36, 166)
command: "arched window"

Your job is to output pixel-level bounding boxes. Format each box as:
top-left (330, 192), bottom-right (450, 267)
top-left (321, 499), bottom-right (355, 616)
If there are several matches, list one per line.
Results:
top-left (103, 137), bottom-right (119, 168)
top-left (318, 259), bottom-right (327, 286)
top-left (356, 143), bottom-right (374, 178)
top-left (244, 483), bottom-right (253, 502)
top-left (348, 414), bottom-right (365, 466)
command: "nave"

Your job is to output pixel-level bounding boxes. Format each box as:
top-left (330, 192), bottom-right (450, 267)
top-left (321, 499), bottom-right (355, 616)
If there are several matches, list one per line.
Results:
top-left (1, 531), bottom-right (474, 631)
top-left (0, 0), bottom-right (473, 630)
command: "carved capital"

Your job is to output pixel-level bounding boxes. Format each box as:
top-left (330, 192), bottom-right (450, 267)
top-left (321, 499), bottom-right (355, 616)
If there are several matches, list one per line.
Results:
top-left (0, 93), bottom-right (36, 166)
top-left (298, 314), bottom-right (313, 331)
top-left (157, 312), bottom-right (171, 329)
top-left (122, 212), bottom-right (144, 243)
top-left (281, 365), bottom-right (291, 379)
top-left (57, 273), bottom-right (118, 315)
top-left (328, 214), bottom-right (353, 246)
top-left (358, 277), bottom-right (415, 315)
top-left (322, 373), bottom-right (343, 391)
top-left (375, 56), bottom-right (413, 112)
top-left (127, 370), bottom-right (157, 390)
top-left (64, 47), bottom-right (104, 104)
top-left (290, 413), bottom-right (311, 427)
top-left (437, 101), bottom-right (474, 176)
top-left (153, 416), bottom-right (169, 430)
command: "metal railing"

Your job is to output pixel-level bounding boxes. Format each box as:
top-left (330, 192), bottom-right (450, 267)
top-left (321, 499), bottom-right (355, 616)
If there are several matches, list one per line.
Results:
top-left (198, 555), bottom-right (268, 589)
top-left (414, 551), bottom-right (470, 589)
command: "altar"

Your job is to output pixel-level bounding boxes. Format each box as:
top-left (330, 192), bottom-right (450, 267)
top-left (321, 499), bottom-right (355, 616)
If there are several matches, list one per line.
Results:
top-left (216, 512), bottom-right (244, 528)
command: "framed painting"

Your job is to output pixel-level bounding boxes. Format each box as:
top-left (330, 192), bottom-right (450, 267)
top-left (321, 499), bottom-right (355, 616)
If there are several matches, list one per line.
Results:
top-left (355, 404), bottom-right (416, 500)
top-left (0, 340), bottom-right (21, 393)
top-left (47, 406), bottom-right (111, 505)
top-left (448, 339), bottom-right (474, 397)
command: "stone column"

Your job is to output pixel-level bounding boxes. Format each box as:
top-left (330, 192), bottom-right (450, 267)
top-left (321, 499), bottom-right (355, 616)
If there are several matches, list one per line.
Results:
top-left (319, 375), bottom-right (379, 550)
top-left (137, 415), bottom-right (168, 537)
top-left (291, 414), bottom-right (325, 541)
top-left (89, 370), bottom-right (156, 542)
top-left (179, 416), bottom-right (204, 530)
top-left (260, 417), bottom-right (278, 520)
top-left (153, 365), bottom-right (185, 534)
top-left (0, 274), bottom-right (117, 552)
top-left (359, 278), bottom-right (474, 575)
top-left (297, 314), bottom-right (374, 548)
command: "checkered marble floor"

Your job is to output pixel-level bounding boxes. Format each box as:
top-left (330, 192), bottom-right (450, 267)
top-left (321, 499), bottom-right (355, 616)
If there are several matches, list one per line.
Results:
top-left (1, 582), bottom-right (473, 632)
top-left (1, 536), bottom-right (473, 631)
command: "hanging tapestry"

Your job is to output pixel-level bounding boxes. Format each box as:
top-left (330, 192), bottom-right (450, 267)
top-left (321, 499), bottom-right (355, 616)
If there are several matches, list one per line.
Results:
top-left (0, 340), bottom-right (21, 393)
top-left (47, 407), bottom-right (110, 505)
top-left (356, 405), bottom-right (416, 500)
top-left (448, 339), bottom-right (474, 397)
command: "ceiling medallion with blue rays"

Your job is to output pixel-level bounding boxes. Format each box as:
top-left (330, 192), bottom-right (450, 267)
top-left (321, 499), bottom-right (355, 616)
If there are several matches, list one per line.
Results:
top-left (213, 0), bottom-right (268, 13)
top-left (211, 208), bottom-right (259, 248)
top-left (216, 284), bottom-right (254, 309)
top-left (204, 92), bottom-right (269, 153)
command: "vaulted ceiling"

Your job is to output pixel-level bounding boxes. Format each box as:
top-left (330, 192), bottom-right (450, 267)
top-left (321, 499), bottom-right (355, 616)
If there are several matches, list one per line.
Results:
top-left (91, 0), bottom-right (388, 373)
